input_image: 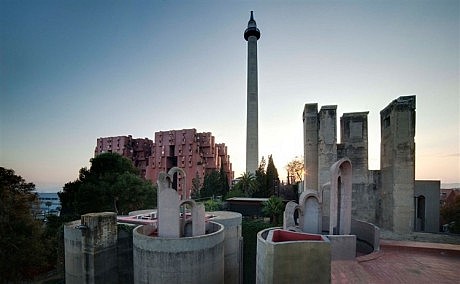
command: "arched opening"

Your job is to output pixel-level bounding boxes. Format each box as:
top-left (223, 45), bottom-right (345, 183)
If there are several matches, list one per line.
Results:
top-left (335, 176), bottom-right (342, 235)
top-left (303, 196), bottom-right (320, 234)
top-left (329, 158), bottom-right (352, 235)
top-left (293, 208), bottom-right (301, 226)
top-left (415, 195), bottom-right (426, 231)
top-left (183, 221), bottom-right (193, 237)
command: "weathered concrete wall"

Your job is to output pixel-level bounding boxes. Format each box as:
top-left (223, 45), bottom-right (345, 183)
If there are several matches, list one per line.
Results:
top-left (414, 180), bottom-right (440, 233)
top-left (64, 220), bottom-right (84, 284)
top-left (209, 211), bottom-right (243, 284)
top-left (81, 212), bottom-right (118, 284)
top-left (339, 112), bottom-right (369, 184)
top-left (351, 183), bottom-right (378, 223)
top-left (256, 229), bottom-right (331, 284)
top-left (338, 112), bottom-right (379, 225)
top-left (303, 103), bottom-right (319, 190)
top-left (318, 105), bottom-right (337, 187)
top-left (380, 96), bottom-right (416, 233)
top-left (133, 222), bottom-right (225, 284)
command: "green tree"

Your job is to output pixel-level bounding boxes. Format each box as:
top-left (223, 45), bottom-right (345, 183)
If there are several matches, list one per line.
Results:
top-left (191, 172), bottom-right (202, 199)
top-left (262, 195), bottom-right (285, 225)
top-left (219, 163), bottom-right (230, 197)
top-left (0, 167), bottom-right (49, 281)
top-left (225, 188), bottom-right (246, 199)
top-left (441, 195), bottom-right (460, 233)
top-left (253, 157), bottom-right (267, 197)
top-left (242, 219), bottom-right (273, 284)
top-left (199, 170), bottom-right (221, 198)
top-left (265, 155), bottom-right (279, 197)
top-left (59, 153), bottom-right (156, 217)
top-left (204, 199), bottom-right (222, 211)
top-left (234, 172), bottom-right (257, 197)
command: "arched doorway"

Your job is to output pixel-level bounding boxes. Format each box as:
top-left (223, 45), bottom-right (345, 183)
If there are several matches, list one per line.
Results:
top-left (415, 195), bottom-right (426, 231)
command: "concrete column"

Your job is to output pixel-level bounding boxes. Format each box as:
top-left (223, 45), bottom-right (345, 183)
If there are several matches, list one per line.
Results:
top-left (380, 96), bottom-right (416, 233)
top-left (303, 103), bottom-right (318, 190)
top-left (244, 11), bottom-right (261, 174)
top-left (81, 212), bottom-right (118, 284)
top-left (246, 35), bottom-right (259, 173)
top-left (192, 202), bottom-right (205, 236)
top-left (318, 105), bottom-right (337, 187)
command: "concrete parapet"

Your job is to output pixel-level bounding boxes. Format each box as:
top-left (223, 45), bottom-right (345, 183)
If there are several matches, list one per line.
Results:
top-left (351, 218), bottom-right (380, 254)
top-left (256, 228), bottom-right (331, 284)
top-left (133, 221), bottom-right (225, 284)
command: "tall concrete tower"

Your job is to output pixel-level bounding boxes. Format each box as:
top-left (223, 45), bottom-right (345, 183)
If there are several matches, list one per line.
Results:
top-left (244, 11), bottom-right (260, 173)
top-left (379, 96), bottom-right (416, 233)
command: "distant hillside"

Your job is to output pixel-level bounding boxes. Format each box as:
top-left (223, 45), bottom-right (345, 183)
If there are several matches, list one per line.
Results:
top-left (441, 183), bottom-right (460, 189)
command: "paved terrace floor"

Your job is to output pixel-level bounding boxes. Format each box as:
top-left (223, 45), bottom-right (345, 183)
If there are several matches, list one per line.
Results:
top-left (332, 240), bottom-right (460, 284)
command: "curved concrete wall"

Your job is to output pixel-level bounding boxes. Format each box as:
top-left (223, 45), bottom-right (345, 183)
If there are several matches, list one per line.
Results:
top-left (64, 220), bottom-right (83, 284)
top-left (133, 221), bottom-right (225, 284)
top-left (209, 211), bottom-right (242, 284)
top-left (351, 218), bottom-right (380, 253)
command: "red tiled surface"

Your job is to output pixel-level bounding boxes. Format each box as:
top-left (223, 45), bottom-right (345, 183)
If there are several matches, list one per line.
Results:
top-left (332, 241), bottom-right (460, 283)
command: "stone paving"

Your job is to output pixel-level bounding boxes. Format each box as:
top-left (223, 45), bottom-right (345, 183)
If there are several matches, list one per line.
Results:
top-left (331, 240), bottom-right (460, 283)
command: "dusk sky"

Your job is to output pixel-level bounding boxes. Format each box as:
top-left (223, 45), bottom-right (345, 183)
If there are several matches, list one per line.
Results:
top-left (1, 0), bottom-right (459, 192)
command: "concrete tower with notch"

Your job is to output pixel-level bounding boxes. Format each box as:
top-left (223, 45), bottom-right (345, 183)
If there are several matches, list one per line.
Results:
top-left (245, 11), bottom-right (260, 173)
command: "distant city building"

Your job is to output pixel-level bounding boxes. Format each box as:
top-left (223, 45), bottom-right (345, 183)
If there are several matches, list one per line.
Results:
top-left (95, 129), bottom-right (233, 198)
top-left (36, 192), bottom-right (61, 217)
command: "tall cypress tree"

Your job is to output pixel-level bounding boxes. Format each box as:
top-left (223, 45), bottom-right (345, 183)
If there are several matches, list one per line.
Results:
top-left (266, 155), bottom-right (279, 197)
top-left (254, 157), bottom-right (267, 197)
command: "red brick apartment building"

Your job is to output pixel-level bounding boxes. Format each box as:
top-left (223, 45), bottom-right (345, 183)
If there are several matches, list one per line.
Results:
top-left (95, 129), bottom-right (233, 198)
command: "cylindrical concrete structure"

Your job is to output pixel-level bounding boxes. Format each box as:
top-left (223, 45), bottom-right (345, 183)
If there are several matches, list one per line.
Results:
top-left (64, 220), bottom-right (84, 284)
top-left (209, 211), bottom-right (243, 284)
top-left (133, 221), bottom-right (225, 284)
